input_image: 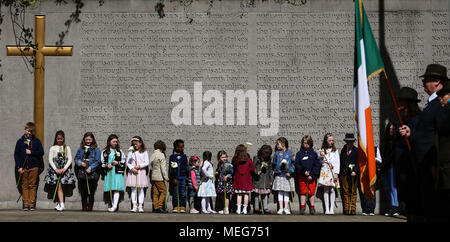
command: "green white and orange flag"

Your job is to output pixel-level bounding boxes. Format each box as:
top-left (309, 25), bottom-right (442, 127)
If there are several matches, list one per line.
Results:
top-left (354, 0), bottom-right (384, 201)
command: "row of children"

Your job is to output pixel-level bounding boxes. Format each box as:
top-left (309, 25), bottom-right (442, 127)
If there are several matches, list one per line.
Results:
top-left (14, 122), bottom-right (366, 215)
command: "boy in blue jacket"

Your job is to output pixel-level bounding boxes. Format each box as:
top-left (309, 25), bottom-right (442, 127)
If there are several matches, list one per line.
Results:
top-left (169, 139), bottom-right (189, 213)
top-left (14, 122), bottom-right (44, 211)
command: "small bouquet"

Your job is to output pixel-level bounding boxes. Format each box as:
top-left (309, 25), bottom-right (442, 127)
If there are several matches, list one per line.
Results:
top-left (261, 162), bottom-right (267, 174)
top-left (319, 149), bottom-right (327, 162)
top-left (83, 146), bottom-right (91, 162)
top-left (280, 159), bottom-right (288, 171)
top-left (57, 146), bottom-right (65, 160)
top-left (348, 164), bottom-right (355, 173)
top-left (114, 149), bottom-right (121, 160)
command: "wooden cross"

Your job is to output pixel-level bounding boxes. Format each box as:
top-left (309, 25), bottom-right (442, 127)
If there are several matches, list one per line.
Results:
top-left (6, 15), bottom-right (73, 144)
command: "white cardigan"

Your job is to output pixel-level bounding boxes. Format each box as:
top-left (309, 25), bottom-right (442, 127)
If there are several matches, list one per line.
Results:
top-left (48, 145), bottom-right (73, 170)
top-left (323, 148), bottom-right (340, 175)
top-left (126, 151), bottom-right (150, 170)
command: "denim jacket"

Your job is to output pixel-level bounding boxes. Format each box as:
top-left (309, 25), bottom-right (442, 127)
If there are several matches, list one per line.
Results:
top-left (74, 147), bottom-right (101, 173)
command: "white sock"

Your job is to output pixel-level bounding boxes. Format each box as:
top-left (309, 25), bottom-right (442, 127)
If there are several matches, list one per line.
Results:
top-left (206, 198), bottom-right (212, 211)
top-left (131, 189), bottom-right (137, 204)
top-left (324, 187), bottom-right (330, 212)
top-left (330, 188), bottom-right (335, 212)
top-left (201, 198), bottom-right (207, 211)
top-left (113, 192), bottom-right (119, 208)
top-left (138, 188), bottom-right (145, 204)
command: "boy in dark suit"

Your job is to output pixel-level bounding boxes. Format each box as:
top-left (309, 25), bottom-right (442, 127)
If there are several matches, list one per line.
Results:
top-left (339, 133), bottom-right (359, 215)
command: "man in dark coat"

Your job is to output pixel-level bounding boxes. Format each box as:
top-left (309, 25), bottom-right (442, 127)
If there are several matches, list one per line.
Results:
top-left (435, 81), bottom-right (450, 222)
top-left (339, 133), bottom-right (359, 215)
top-left (400, 63), bottom-right (449, 222)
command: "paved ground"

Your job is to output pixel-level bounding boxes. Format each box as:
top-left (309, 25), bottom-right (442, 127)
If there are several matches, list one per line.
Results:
top-left (0, 209), bottom-right (405, 222)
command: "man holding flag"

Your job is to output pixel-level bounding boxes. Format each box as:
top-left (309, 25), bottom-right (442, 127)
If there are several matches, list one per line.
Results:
top-left (399, 64), bottom-right (449, 221)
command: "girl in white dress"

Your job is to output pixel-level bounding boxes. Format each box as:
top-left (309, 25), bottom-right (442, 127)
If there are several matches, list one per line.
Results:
top-left (318, 133), bottom-right (340, 215)
top-left (198, 151), bottom-right (217, 214)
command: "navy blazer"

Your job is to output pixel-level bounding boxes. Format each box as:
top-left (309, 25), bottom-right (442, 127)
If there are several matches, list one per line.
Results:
top-left (14, 135), bottom-right (44, 169)
top-left (169, 152), bottom-right (189, 179)
top-left (339, 145), bottom-right (359, 177)
top-left (411, 97), bottom-right (442, 165)
top-left (294, 148), bottom-right (321, 179)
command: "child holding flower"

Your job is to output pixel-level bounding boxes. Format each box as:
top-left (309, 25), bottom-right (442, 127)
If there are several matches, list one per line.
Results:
top-left (188, 155), bottom-right (202, 213)
top-left (14, 122), bottom-right (44, 211)
top-left (74, 132), bottom-right (102, 211)
top-left (252, 145), bottom-right (273, 214)
top-left (101, 134), bottom-right (126, 212)
top-left (150, 140), bottom-right (169, 213)
top-left (295, 136), bottom-right (321, 215)
top-left (339, 133), bottom-right (359, 215)
top-left (232, 144), bottom-right (255, 215)
top-left (272, 137), bottom-right (296, 215)
top-left (215, 150), bottom-right (234, 214)
top-left (169, 139), bottom-right (188, 213)
top-left (318, 133), bottom-right (340, 215)
top-left (44, 130), bottom-right (76, 211)
top-left (126, 136), bottom-right (149, 213)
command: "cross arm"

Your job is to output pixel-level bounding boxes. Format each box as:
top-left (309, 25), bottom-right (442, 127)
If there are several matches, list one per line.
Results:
top-left (7, 45), bottom-right (73, 56)
top-left (6, 46), bottom-right (35, 56)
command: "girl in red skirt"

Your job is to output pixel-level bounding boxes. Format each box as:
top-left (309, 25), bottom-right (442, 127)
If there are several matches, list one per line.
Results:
top-left (295, 136), bottom-right (321, 215)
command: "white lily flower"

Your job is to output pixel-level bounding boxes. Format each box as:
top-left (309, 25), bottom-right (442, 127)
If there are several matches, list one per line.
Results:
top-left (349, 164), bottom-right (355, 171)
top-left (171, 161), bottom-right (178, 168)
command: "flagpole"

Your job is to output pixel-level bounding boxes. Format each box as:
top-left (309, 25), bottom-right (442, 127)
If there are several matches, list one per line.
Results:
top-left (382, 71), bottom-right (412, 151)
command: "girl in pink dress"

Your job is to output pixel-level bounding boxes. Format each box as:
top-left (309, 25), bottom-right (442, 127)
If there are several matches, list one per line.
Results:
top-left (126, 136), bottom-right (150, 213)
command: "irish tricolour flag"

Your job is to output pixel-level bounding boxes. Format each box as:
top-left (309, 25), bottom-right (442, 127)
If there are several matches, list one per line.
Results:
top-left (354, 0), bottom-right (384, 201)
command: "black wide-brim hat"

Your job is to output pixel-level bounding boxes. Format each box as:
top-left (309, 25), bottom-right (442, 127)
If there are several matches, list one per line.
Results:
top-left (344, 133), bottom-right (356, 142)
top-left (420, 64), bottom-right (449, 82)
top-left (437, 81), bottom-right (450, 97)
top-left (398, 87), bottom-right (421, 103)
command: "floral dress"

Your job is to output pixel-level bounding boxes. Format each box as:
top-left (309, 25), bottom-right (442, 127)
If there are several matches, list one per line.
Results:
top-left (44, 145), bottom-right (76, 199)
top-left (44, 146), bottom-right (76, 185)
top-left (318, 148), bottom-right (340, 188)
top-left (216, 160), bottom-right (234, 194)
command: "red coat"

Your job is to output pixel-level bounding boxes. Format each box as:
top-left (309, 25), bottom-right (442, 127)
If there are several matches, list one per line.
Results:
top-left (232, 156), bottom-right (255, 191)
